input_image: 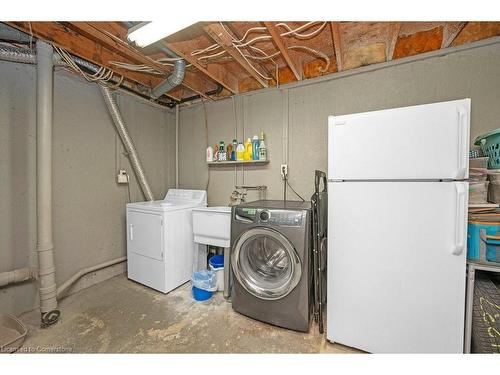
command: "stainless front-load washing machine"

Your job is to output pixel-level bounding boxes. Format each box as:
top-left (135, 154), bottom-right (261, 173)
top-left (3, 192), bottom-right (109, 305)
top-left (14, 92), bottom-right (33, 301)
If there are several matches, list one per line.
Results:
top-left (230, 200), bottom-right (312, 332)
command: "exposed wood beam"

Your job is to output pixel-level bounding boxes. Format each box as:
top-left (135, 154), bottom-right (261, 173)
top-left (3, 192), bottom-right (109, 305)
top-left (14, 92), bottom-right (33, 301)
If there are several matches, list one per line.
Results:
top-left (330, 22), bottom-right (344, 72)
top-left (264, 22), bottom-right (301, 81)
top-left (7, 22), bottom-right (181, 101)
top-left (165, 41), bottom-right (239, 94)
top-left (225, 23), bottom-right (276, 85)
top-left (387, 22), bottom-right (402, 61)
top-left (204, 23), bottom-right (269, 88)
top-left (65, 22), bottom-right (211, 100)
top-left (88, 22), bottom-right (235, 97)
top-left (442, 22), bottom-right (468, 48)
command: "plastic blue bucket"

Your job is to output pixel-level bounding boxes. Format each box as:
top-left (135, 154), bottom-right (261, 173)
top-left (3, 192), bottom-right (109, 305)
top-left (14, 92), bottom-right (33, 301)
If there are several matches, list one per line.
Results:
top-left (209, 254), bottom-right (224, 269)
top-left (192, 286), bottom-right (213, 301)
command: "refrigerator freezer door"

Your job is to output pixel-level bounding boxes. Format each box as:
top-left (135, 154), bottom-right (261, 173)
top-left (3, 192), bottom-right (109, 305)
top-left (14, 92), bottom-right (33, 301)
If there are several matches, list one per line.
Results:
top-left (327, 181), bottom-right (468, 353)
top-left (328, 99), bottom-right (470, 180)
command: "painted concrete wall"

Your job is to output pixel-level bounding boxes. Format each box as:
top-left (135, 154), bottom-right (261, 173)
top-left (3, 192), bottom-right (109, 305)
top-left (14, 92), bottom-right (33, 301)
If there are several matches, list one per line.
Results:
top-left (0, 61), bottom-right (176, 315)
top-left (178, 43), bottom-right (500, 205)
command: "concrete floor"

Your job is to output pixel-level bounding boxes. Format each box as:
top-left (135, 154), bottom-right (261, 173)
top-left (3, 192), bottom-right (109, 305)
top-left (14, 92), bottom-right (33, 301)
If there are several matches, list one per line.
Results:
top-left (17, 275), bottom-right (360, 353)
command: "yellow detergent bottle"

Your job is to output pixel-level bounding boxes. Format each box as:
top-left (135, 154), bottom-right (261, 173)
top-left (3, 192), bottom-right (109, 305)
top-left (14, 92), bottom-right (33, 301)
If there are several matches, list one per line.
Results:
top-left (236, 142), bottom-right (245, 161)
top-left (244, 138), bottom-right (252, 160)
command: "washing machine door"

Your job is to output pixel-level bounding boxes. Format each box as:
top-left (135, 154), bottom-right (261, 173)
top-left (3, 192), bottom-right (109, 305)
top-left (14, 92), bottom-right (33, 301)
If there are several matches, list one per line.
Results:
top-left (232, 227), bottom-right (302, 300)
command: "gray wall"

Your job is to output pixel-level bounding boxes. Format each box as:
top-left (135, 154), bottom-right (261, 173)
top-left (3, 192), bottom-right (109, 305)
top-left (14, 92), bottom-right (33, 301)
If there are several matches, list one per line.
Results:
top-left (179, 42), bottom-right (500, 205)
top-left (0, 61), bottom-right (176, 315)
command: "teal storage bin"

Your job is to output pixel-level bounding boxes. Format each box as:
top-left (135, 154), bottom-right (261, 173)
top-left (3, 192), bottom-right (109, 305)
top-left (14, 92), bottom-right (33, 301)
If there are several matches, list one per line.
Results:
top-left (474, 128), bottom-right (500, 169)
top-left (467, 215), bottom-right (500, 260)
top-left (483, 234), bottom-right (500, 263)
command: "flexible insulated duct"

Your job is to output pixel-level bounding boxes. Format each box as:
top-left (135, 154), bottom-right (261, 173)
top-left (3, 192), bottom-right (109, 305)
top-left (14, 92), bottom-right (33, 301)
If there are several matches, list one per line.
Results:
top-left (99, 85), bottom-right (155, 201)
top-left (121, 26), bottom-right (186, 99)
top-left (151, 58), bottom-right (185, 99)
top-left (0, 23), bottom-right (32, 43)
top-left (36, 40), bottom-right (60, 326)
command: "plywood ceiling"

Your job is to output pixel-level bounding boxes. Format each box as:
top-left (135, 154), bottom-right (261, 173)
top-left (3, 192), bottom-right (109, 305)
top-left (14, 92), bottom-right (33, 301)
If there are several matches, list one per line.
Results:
top-left (5, 21), bottom-right (500, 106)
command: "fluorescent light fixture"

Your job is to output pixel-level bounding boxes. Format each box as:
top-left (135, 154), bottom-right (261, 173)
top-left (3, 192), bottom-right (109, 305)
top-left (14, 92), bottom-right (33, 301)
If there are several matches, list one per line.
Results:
top-left (127, 21), bottom-right (194, 47)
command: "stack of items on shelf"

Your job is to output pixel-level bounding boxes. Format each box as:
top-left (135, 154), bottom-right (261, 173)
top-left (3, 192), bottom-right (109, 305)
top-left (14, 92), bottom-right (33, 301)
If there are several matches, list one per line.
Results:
top-left (206, 133), bottom-right (267, 163)
top-left (473, 128), bottom-right (500, 204)
top-left (469, 155), bottom-right (489, 204)
top-left (466, 129), bottom-right (500, 264)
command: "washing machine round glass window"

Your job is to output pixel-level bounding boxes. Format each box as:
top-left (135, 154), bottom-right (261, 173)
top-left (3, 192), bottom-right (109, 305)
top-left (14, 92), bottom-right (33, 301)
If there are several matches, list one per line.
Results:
top-left (232, 227), bottom-right (302, 300)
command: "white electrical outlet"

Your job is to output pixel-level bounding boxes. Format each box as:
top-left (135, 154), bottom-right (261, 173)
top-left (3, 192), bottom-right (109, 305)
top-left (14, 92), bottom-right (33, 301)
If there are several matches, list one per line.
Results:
top-left (117, 170), bottom-right (129, 184)
top-left (280, 164), bottom-right (288, 180)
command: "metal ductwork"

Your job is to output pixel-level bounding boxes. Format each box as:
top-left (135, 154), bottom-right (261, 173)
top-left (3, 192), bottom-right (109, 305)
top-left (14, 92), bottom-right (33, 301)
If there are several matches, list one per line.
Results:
top-left (123, 23), bottom-right (186, 100)
top-left (0, 23), bottom-right (32, 43)
top-left (99, 85), bottom-right (155, 201)
top-left (151, 57), bottom-right (185, 99)
top-left (150, 45), bottom-right (186, 99)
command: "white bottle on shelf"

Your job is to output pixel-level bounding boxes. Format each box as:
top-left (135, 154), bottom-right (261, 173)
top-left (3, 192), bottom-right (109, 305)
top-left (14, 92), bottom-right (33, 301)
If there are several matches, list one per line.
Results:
top-left (259, 132), bottom-right (267, 161)
top-left (206, 145), bottom-right (214, 162)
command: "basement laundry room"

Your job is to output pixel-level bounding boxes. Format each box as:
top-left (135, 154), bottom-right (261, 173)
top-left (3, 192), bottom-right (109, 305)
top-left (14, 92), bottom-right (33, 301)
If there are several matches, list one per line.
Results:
top-left (1, 2), bottom-right (500, 370)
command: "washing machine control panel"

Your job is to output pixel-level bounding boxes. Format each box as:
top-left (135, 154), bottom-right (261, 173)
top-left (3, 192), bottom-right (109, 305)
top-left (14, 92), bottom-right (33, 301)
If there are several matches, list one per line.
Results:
top-left (264, 210), bottom-right (303, 226)
top-left (235, 207), bottom-right (304, 226)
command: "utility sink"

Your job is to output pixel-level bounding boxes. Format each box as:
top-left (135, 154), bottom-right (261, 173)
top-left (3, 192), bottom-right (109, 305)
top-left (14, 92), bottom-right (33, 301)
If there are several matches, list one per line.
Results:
top-left (192, 206), bottom-right (231, 248)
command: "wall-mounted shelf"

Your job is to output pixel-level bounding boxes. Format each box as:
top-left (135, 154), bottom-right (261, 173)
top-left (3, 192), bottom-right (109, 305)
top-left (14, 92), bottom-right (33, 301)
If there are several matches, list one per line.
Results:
top-left (207, 160), bottom-right (269, 166)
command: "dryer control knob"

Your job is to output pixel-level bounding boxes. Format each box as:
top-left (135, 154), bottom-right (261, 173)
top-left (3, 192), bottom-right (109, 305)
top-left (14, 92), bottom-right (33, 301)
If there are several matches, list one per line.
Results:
top-left (259, 210), bottom-right (270, 222)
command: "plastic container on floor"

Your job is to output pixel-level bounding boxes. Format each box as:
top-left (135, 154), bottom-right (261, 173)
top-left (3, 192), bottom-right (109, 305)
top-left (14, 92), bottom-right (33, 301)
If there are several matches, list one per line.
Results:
top-left (191, 269), bottom-right (216, 290)
top-left (209, 255), bottom-right (224, 292)
top-left (192, 286), bottom-right (213, 301)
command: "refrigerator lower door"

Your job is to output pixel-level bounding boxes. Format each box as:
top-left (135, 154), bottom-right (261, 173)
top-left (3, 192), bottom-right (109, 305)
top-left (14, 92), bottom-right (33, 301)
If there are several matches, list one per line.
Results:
top-left (327, 181), bottom-right (468, 353)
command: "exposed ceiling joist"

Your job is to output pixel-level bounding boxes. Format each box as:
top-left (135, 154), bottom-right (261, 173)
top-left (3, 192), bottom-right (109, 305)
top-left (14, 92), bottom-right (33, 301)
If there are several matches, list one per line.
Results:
top-left (204, 23), bottom-right (269, 88)
top-left (165, 41), bottom-right (239, 94)
top-left (66, 22), bottom-right (211, 100)
top-left (442, 22), bottom-right (468, 48)
top-left (330, 22), bottom-right (344, 72)
top-left (387, 22), bottom-right (402, 61)
top-left (264, 22), bottom-right (301, 81)
top-left (7, 21), bottom-right (182, 101)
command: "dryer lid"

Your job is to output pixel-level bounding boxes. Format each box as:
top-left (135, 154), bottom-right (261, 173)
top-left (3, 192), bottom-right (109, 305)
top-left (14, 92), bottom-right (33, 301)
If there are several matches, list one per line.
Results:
top-left (163, 189), bottom-right (207, 205)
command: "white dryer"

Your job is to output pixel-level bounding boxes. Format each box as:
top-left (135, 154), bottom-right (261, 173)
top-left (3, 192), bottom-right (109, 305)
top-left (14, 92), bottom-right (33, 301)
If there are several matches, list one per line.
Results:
top-left (126, 189), bottom-right (207, 293)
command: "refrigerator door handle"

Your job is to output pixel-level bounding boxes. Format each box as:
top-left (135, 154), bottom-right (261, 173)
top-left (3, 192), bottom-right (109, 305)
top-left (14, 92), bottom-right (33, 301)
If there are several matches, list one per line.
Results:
top-left (453, 183), bottom-right (467, 255)
top-left (457, 107), bottom-right (469, 179)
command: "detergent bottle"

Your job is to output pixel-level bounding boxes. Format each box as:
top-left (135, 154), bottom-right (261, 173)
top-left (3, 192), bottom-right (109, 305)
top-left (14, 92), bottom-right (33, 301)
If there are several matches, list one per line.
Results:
top-left (244, 138), bottom-right (252, 160)
top-left (236, 142), bottom-right (245, 161)
top-left (259, 132), bottom-right (267, 161)
top-left (252, 135), bottom-right (259, 160)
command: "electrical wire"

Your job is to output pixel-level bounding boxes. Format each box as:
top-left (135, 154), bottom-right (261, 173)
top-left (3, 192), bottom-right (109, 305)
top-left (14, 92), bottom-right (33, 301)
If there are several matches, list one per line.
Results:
top-left (287, 45), bottom-right (330, 72)
top-left (233, 35), bottom-right (272, 48)
top-left (277, 21), bottom-right (327, 39)
top-left (191, 43), bottom-right (220, 56)
top-left (192, 22), bottom-right (329, 83)
top-left (126, 174), bottom-right (132, 203)
top-left (55, 45), bottom-right (124, 88)
top-left (196, 50), bottom-right (227, 61)
top-left (286, 179), bottom-right (305, 202)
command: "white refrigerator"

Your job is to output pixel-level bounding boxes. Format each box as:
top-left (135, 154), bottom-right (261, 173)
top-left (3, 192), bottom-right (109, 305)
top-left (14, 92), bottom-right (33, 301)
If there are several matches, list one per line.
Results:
top-left (327, 99), bottom-right (471, 353)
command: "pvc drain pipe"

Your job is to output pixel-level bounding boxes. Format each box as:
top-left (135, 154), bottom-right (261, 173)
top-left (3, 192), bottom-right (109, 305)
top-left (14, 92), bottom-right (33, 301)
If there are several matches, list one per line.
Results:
top-left (36, 40), bottom-right (60, 326)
